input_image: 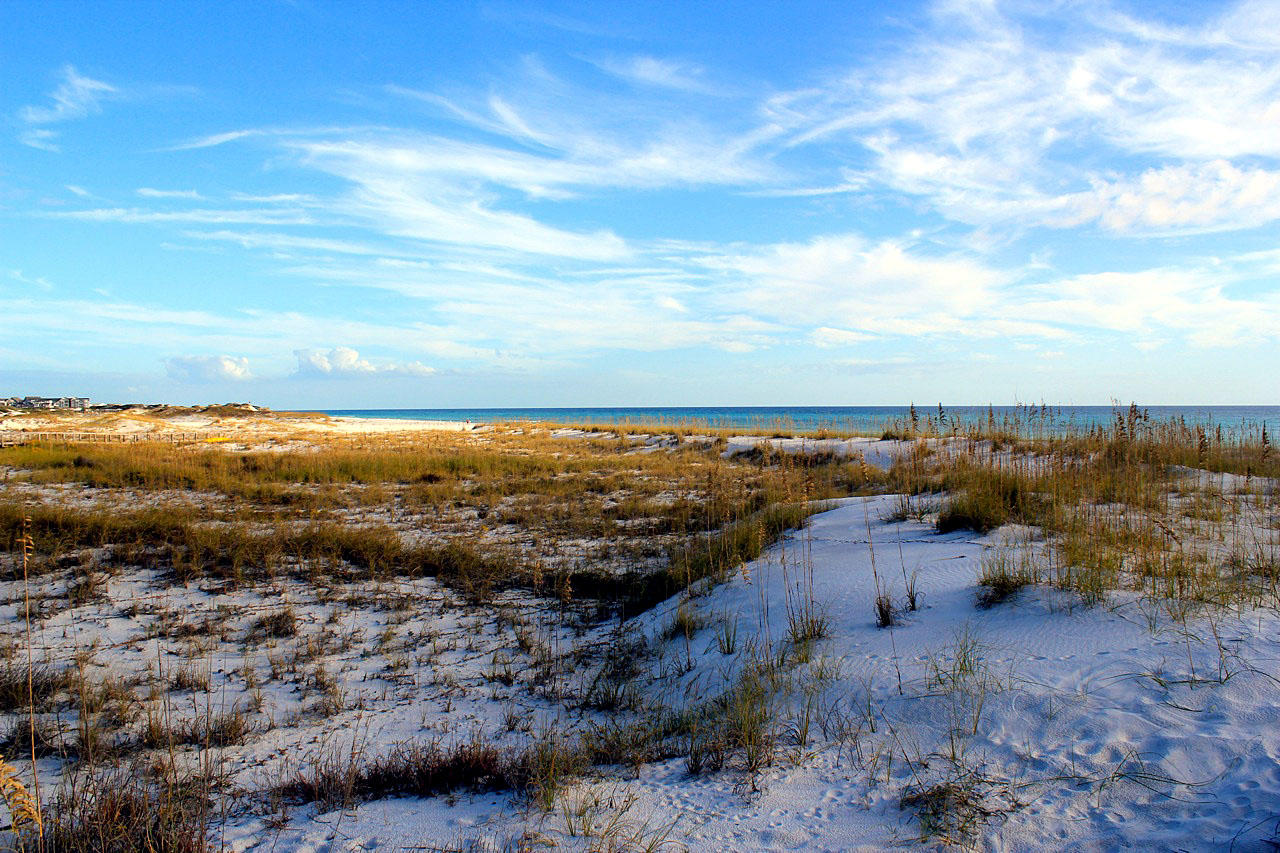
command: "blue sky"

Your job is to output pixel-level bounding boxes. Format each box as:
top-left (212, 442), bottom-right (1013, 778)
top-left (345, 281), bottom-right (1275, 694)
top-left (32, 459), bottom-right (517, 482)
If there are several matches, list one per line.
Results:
top-left (2, 0), bottom-right (1278, 407)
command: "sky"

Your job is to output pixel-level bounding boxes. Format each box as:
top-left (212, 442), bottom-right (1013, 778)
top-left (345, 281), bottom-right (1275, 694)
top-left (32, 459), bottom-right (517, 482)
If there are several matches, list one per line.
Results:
top-left (1, 0), bottom-right (1278, 408)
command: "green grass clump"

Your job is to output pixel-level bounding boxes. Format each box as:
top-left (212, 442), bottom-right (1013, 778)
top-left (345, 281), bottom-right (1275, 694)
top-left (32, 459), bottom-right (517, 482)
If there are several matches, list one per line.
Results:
top-left (40, 767), bottom-right (214, 853)
top-left (0, 661), bottom-right (70, 712)
top-left (0, 500), bottom-right (503, 593)
top-left (280, 730), bottom-right (588, 813)
top-left (976, 548), bottom-right (1041, 607)
top-left (936, 471), bottom-right (1045, 534)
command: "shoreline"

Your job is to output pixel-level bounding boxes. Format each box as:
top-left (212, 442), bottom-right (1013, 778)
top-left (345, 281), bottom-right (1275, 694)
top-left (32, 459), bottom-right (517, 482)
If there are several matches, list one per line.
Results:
top-left (317, 404), bottom-right (1280, 436)
top-left (3, 404), bottom-right (1278, 446)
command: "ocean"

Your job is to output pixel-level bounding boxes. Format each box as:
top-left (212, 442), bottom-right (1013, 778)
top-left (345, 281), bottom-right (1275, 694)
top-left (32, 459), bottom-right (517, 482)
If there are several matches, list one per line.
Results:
top-left (319, 405), bottom-right (1280, 436)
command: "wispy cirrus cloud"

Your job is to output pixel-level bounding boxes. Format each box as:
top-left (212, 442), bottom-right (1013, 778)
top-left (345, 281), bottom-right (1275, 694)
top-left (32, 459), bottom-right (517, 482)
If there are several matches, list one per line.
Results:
top-left (164, 129), bottom-right (261, 150)
top-left (137, 187), bottom-right (203, 200)
top-left (19, 128), bottom-right (61, 152)
top-left (8, 269), bottom-right (55, 291)
top-left (593, 55), bottom-right (717, 93)
top-left (700, 234), bottom-right (1019, 338)
top-left (61, 59), bottom-right (776, 272)
top-left (182, 229), bottom-right (416, 258)
top-left (307, 159), bottom-right (631, 260)
top-left (771, 0), bottom-right (1280, 234)
top-left (261, 69), bottom-right (779, 261)
top-left (24, 0), bottom-right (1280, 398)
top-left (278, 132), bottom-right (641, 260)
top-left (1012, 265), bottom-right (1280, 348)
top-left (17, 65), bottom-right (116, 150)
top-left (272, 252), bottom-right (774, 356)
top-left (19, 65), bottom-right (115, 124)
top-left (810, 327), bottom-right (874, 348)
top-left (699, 232), bottom-right (1280, 349)
top-left (50, 207), bottom-right (317, 226)
top-left (382, 71), bottom-right (777, 192)
top-left (161, 125), bottom-right (392, 152)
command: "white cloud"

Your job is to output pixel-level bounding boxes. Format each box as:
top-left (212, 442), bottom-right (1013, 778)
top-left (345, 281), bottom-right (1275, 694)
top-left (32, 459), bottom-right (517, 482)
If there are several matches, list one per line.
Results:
top-left (2, 296), bottom-right (497, 368)
top-left (63, 62), bottom-right (777, 282)
top-left (695, 229), bottom-right (1279, 350)
top-left (380, 77), bottom-right (776, 193)
top-left (810, 327), bottom-right (873, 347)
top-left (275, 98), bottom-right (780, 260)
top-left (19, 4), bottom-right (1280, 384)
top-left (292, 347), bottom-right (436, 378)
top-left (19, 65), bottom-right (116, 124)
top-left (702, 234), bottom-right (1013, 337)
top-left (772, 1), bottom-right (1280, 234)
top-left (51, 207), bottom-right (315, 226)
top-left (19, 128), bottom-right (61, 152)
top-left (1013, 266), bottom-right (1280, 347)
top-left (8, 270), bottom-right (54, 291)
top-left (6, 232), bottom-right (1277, 388)
top-left (17, 66), bottom-right (116, 150)
top-left (166, 129), bottom-right (260, 150)
top-left (165, 355), bottom-right (252, 382)
top-left (277, 254), bottom-right (776, 356)
top-left (229, 192), bottom-right (312, 203)
top-left (596, 56), bottom-right (713, 92)
top-left (183, 230), bottom-right (413, 258)
top-left (291, 140), bottom-right (633, 260)
top-left (65, 185), bottom-right (90, 197)
top-left (137, 188), bottom-right (203, 200)
top-left (1060, 161), bottom-right (1280, 234)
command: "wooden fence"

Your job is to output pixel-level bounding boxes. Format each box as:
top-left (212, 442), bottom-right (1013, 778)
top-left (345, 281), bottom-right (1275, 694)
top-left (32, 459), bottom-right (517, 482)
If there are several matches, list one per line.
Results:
top-left (0, 431), bottom-right (208, 447)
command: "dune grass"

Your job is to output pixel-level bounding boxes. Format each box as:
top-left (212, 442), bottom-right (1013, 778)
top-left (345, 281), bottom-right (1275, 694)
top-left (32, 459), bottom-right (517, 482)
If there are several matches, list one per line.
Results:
top-left (1, 427), bottom-right (874, 611)
top-left (0, 407), bottom-right (1275, 848)
top-left (889, 409), bottom-right (1279, 609)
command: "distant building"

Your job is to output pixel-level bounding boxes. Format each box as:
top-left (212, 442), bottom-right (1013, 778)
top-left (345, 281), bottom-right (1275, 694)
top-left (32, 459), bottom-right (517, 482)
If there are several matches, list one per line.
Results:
top-left (0, 396), bottom-right (90, 410)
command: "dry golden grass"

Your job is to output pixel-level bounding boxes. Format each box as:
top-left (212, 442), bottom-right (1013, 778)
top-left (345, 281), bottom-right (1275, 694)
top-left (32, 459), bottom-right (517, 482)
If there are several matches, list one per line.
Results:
top-left (889, 410), bottom-right (1278, 609)
top-left (0, 757), bottom-right (41, 835)
top-left (1, 427), bottom-right (875, 611)
top-left (0, 408), bottom-right (1274, 849)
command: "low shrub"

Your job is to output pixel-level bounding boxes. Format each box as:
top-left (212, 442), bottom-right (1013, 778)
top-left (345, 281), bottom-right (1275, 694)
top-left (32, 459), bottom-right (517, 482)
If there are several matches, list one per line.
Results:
top-left (39, 767), bottom-right (214, 853)
top-left (976, 548), bottom-right (1041, 607)
top-left (0, 661), bottom-right (69, 712)
top-left (280, 730), bottom-right (588, 813)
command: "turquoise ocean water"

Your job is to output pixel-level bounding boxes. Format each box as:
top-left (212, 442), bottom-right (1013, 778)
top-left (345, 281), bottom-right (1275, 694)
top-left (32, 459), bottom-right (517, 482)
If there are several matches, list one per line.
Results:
top-left (319, 406), bottom-right (1279, 436)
